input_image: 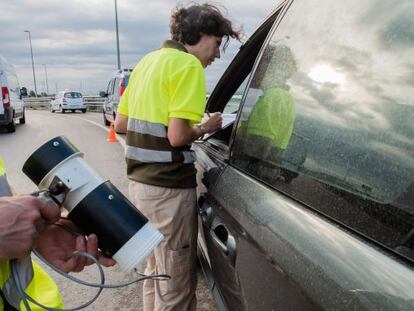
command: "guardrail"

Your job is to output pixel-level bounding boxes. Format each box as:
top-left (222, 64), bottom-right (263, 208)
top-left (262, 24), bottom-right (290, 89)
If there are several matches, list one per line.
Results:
top-left (23, 96), bottom-right (105, 112)
top-left (84, 96), bottom-right (105, 112)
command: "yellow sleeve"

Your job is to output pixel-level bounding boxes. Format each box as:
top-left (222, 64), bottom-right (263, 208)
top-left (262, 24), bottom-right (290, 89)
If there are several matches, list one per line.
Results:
top-left (168, 65), bottom-right (206, 125)
top-left (0, 157), bottom-right (5, 176)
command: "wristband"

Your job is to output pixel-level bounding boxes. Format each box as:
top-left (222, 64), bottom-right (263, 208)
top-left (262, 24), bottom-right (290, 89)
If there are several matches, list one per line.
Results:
top-left (195, 124), bottom-right (206, 136)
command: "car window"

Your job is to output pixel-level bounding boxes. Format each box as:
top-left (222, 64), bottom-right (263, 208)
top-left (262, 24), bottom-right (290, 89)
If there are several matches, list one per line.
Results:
top-left (231, 0), bottom-right (414, 260)
top-left (123, 74), bottom-right (130, 87)
top-left (114, 77), bottom-right (120, 97)
top-left (222, 78), bottom-right (250, 114)
top-left (7, 72), bottom-right (20, 95)
top-left (106, 79), bottom-right (115, 95)
top-left (64, 92), bottom-right (82, 98)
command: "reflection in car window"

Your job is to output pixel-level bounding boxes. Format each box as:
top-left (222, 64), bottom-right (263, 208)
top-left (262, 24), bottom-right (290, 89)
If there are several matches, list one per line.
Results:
top-left (232, 0), bottom-right (414, 259)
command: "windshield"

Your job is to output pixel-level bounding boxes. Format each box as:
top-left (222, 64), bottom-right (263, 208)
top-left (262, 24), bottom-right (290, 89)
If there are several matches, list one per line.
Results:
top-left (64, 92), bottom-right (82, 98)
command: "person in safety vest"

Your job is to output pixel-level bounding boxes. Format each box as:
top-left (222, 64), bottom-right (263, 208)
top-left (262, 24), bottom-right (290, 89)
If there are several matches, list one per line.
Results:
top-left (242, 44), bottom-right (297, 160)
top-left (0, 157), bottom-right (115, 310)
top-left (114, 3), bottom-right (241, 310)
top-left (235, 44), bottom-right (299, 184)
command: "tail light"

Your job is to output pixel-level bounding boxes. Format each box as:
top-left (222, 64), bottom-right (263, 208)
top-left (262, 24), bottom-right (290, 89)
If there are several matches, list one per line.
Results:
top-left (2, 87), bottom-right (10, 107)
top-left (119, 78), bottom-right (126, 96)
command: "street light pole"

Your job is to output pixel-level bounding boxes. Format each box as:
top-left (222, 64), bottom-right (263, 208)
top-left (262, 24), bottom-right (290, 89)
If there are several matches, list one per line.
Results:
top-left (42, 64), bottom-right (49, 95)
top-left (24, 30), bottom-right (38, 97)
top-left (114, 0), bottom-right (121, 70)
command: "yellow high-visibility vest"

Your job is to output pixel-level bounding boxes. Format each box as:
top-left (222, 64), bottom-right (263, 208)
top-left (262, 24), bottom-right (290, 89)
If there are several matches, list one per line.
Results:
top-left (117, 40), bottom-right (206, 188)
top-left (0, 157), bottom-right (64, 310)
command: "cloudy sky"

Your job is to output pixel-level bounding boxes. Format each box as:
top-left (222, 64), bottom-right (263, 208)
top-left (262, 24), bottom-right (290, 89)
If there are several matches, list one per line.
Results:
top-left (0, 0), bottom-right (277, 95)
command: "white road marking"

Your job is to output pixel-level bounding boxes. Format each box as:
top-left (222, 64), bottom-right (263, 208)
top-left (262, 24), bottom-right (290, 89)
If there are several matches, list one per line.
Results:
top-left (71, 115), bottom-right (126, 150)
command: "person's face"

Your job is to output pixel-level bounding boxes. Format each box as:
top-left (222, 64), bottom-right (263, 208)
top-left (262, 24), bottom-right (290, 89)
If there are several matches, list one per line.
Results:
top-left (195, 34), bottom-right (222, 68)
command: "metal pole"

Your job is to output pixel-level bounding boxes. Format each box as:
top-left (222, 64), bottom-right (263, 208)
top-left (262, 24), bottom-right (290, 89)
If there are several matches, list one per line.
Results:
top-left (24, 30), bottom-right (38, 97)
top-left (115, 0), bottom-right (121, 70)
top-left (43, 64), bottom-right (49, 95)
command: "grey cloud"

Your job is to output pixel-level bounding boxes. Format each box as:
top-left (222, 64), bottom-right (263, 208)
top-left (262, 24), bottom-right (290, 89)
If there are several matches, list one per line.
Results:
top-left (1, 0), bottom-right (276, 94)
top-left (380, 11), bottom-right (414, 49)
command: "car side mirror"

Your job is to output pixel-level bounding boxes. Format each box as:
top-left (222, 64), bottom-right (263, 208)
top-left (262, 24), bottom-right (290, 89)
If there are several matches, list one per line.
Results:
top-left (99, 91), bottom-right (107, 97)
top-left (20, 87), bottom-right (28, 97)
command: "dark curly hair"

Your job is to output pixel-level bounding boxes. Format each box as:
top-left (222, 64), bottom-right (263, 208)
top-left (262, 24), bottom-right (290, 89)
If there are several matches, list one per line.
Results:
top-left (170, 3), bottom-right (242, 51)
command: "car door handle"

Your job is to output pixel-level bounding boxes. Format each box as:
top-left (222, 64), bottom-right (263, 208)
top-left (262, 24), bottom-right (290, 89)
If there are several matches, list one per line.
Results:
top-left (198, 196), bottom-right (214, 226)
top-left (199, 205), bottom-right (214, 227)
top-left (211, 223), bottom-right (237, 266)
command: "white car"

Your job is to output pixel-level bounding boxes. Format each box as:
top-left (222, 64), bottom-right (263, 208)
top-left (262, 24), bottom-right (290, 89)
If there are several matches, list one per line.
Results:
top-left (0, 55), bottom-right (26, 133)
top-left (50, 91), bottom-right (87, 113)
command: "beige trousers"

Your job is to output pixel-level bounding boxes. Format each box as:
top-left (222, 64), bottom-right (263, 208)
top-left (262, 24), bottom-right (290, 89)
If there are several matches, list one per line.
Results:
top-left (129, 181), bottom-right (198, 311)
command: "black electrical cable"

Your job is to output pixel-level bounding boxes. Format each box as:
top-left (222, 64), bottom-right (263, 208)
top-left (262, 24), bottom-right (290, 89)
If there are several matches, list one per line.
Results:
top-left (9, 212), bottom-right (170, 311)
top-left (11, 252), bottom-right (105, 311)
top-left (10, 250), bottom-right (170, 311)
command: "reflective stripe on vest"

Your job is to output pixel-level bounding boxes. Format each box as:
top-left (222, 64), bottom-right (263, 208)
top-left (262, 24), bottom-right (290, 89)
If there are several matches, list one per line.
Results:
top-left (0, 176), bottom-right (12, 197)
top-left (127, 118), bottom-right (167, 138)
top-left (126, 146), bottom-right (196, 164)
top-left (2, 257), bottom-right (33, 308)
top-left (126, 118), bottom-right (196, 164)
top-left (0, 158), bottom-right (10, 197)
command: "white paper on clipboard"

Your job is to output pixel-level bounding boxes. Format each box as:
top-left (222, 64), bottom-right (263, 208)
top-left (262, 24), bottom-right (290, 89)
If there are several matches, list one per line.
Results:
top-left (202, 113), bottom-right (237, 140)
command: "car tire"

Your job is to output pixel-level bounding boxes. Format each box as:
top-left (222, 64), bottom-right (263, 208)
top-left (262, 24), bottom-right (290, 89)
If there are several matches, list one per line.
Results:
top-left (51, 106), bottom-right (55, 113)
top-left (103, 111), bottom-right (110, 126)
top-left (71, 109), bottom-right (76, 113)
top-left (61, 107), bottom-right (65, 113)
top-left (82, 109), bottom-right (87, 114)
top-left (6, 120), bottom-right (16, 133)
top-left (19, 109), bottom-right (26, 124)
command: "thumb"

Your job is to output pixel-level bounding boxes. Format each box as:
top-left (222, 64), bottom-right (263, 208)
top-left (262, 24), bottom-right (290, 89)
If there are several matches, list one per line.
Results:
top-left (38, 198), bottom-right (60, 223)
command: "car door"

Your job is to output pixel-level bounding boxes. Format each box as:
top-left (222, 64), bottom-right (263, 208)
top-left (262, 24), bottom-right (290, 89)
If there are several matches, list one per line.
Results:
top-left (195, 0), bottom-right (414, 310)
top-left (194, 3), bottom-right (317, 310)
top-left (104, 78), bottom-right (115, 121)
top-left (0, 71), bottom-right (5, 116)
top-left (51, 92), bottom-right (60, 110)
top-left (7, 70), bottom-right (23, 116)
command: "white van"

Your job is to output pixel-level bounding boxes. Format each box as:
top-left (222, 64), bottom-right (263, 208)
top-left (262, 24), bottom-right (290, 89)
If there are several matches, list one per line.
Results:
top-left (0, 55), bottom-right (25, 133)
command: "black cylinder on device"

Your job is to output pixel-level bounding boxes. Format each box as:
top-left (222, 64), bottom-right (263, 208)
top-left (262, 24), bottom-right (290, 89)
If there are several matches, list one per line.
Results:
top-left (22, 136), bottom-right (79, 186)
top-left (68, 181), bottom-right (148, 256)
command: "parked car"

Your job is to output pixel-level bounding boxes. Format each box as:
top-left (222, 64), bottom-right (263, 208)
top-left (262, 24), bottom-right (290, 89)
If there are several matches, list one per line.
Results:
top-left (194, 0), bottom-right (414, 310)
top-left (100, 68), bottom-right (132, 126)
top-left (0, 55), bottom-right (26, 133)
top-left (50, 91), bottom-right (86, 113)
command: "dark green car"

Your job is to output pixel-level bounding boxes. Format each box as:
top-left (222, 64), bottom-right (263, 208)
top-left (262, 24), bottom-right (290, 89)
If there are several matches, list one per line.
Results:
top-left (194, 0), bottom-right (414, 310)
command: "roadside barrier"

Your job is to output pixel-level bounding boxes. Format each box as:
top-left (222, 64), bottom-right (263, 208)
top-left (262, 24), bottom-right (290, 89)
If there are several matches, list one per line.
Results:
top-left (23, 96), bottom-right (105, 112)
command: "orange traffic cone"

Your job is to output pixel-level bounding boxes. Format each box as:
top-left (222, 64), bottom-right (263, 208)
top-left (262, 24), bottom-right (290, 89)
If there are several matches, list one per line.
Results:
top-left (107, 122), bottom-right (118, 142)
